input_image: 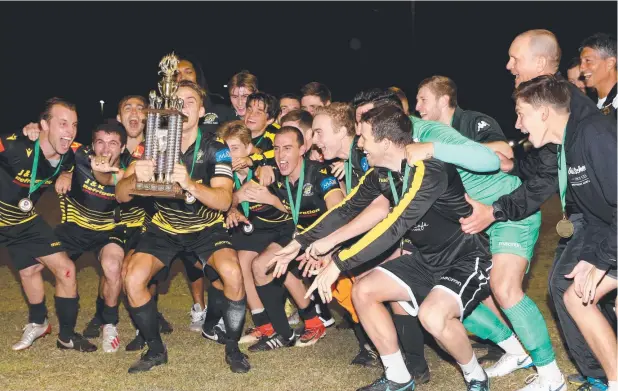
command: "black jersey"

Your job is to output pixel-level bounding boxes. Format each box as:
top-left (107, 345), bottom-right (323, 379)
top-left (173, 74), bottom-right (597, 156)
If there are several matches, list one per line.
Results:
top-left (249, 129), bottom-right (276, 167)
top-left (233, 171), bottom-right (290, 226)
top-left (58, 145), bottom-right (130, 231)
top-left (348, 136), bottom-right (370, 189)
top-left (0, 133), bottom-right (76, 227)
top-left (268, 158), bottom-right (341, 230)
top-left (132, 131), bottom-right (234, 235)
top-left (119, 144), bottom-right (146, 229)
top-left (295, 158), bottom-right (490, 273)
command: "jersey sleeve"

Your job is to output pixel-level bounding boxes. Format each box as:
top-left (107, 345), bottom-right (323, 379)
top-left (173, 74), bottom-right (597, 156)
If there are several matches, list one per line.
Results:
top-left (414, 118), bottom-right (500, 173)
top-left (471, 115), bottom-right (507, 143)
top-left (332, 160), bottom-right (448, 272)
top-left (207, 139), bottom-right (233, 181)
top-left (295, 168), bottom-right (381, 248)
top-left (315, 164), bottom-right (342, 199)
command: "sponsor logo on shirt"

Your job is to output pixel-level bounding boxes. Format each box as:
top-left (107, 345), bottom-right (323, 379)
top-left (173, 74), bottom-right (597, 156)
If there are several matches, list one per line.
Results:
top-left (477, 120), bottom-right (489, 132)
top-left (568, 165), bottom-right (586, 175)
top-left (411, 222), bottom-right (428, 232)
top-left (215, 148), bottom-right (232, 163)
top-left (320, 177), bottom-right (338, 192)
top-left (360, 156), bottom-right (369, 172)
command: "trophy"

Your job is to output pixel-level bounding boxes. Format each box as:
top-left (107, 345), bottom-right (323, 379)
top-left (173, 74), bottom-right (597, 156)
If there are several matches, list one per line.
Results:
top-left (130, 53), bottom-right (189, 200)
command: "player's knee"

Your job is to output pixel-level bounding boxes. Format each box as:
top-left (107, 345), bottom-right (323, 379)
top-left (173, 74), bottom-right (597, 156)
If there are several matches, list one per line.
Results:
top-left (418, 302), bottom-right (446, 337)
top-left (101, 256), bottom-right (122, 281)
top-left (19, 263), bottom-right (44, 278)
top-left (55, 261), bottom-right (76, 284)
top-left (351, 279), bottom-right (373, 307)
top-left (563, 286), bottom-right (581, 312)
top-left (218, 260), bottom-right (244, 291)
top-left (490, 278), bottom-right (521, 307)
top-left (123, 265), bottom-right (148, 297)
top-left (251, 258), bottom-right (268, 283)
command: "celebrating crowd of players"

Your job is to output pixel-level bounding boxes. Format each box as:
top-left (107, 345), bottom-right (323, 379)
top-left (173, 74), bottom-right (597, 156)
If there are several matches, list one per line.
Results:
top-left (2, 29), bottom-right (617, 391)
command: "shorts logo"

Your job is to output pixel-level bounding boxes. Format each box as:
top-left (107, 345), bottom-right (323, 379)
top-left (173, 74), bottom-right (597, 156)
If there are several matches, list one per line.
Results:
top-left (498, 241), bottom-right (522, 248)
top-left (303, 183), bottom-right (314, 196)
top-left (215, 240), bottom-right (232, 247)
top-left (477, 120), bottom-right (489, 132)
top-left (203, 113), bottom-right (219, 124)
top-left (440, 276), bottom-right (462, 286)
top-left (360, 156), bottom-right (369, 172)
top-left (51, 241), bottom-right (61, 247)
top-left (215, 149), bottom-right (232, 163)
top-left (320, 177), bottom-right (338, 192)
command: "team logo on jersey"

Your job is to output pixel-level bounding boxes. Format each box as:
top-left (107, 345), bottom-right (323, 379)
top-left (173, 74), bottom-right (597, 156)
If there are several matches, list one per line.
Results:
top-left (477, 120), bottom-right (489, 132)
top-left (203, 113), bottom-right (219, 124)
top-left (320, 168), bottom-right (327, 174)
top-left (6, 134), bottom-right (17, 141)
top-left (26, 148), bottom-right (33, 158)
top-left (215, 148), bottom-right (232, 163)
top-left (303, 183), bottom-right (314, 196)
top-left (360, 156), bottom-right (369, 172)
top-left (196, 149), bottom-right (204, 164)
top-left (320, 177), bottom-right (338, 192)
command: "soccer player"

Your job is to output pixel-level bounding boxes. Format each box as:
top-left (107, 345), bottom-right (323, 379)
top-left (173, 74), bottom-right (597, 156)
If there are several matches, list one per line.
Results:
top-left (513, 75), bottom-right (617, 391)
top-left (116, 80), bottom-right (249, 373)
top-left (3, 98), bottom-right (96, 352)
top-left (53, 119), bottom-right (129, 353)
top-left (247, 126), bottom-right (344, 351)
top-left (228, 70), bottom-right (258, 119)
top-left (298, 105), bottom-right (493, 391)
top-left (277, 93), bottom-right (301, 126)
top-left (579, 33), bottom-right (617, 118)
top-left (300, 82), bottom-right (331, 115)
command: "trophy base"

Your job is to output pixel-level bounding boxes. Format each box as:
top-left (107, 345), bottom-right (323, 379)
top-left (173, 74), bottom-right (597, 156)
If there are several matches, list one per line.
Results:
top-left (131, 181), bottom-right (184, 199)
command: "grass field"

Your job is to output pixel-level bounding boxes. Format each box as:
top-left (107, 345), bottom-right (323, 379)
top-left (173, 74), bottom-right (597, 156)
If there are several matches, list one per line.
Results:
top-left (0, 191), bottom-right (577, 391)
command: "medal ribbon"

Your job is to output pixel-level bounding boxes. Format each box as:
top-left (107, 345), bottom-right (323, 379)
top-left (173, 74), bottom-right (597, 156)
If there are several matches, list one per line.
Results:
top-left (557, 127), bottom-right (567, 214)
top-left (188, 128), bottom-right (202, 179)
top-left (285, 160), bottom-right (306, 227)
top-left (233, 169), bottom-right (253, 217)
top-left (29, 140), bottom-right (64, 198)
top-left (344, 138), bottom-right (355, 194)
top-left (387, 164), bottom-right (411, 206)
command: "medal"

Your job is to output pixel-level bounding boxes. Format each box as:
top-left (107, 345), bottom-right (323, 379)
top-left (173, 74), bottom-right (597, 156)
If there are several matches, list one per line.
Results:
top-left (286, 160), bottom-right (306, 239)
top-left (556, 216), bottom-right (574, 238)
top-left (21, 139), bottom-right (64, 214)
top-left (242, 222), bottom-right (254, 235)
top-left (556, 128), bottom-right (574, 239)
top-left (184, 192), bottom-right (196, 204)
top-left (18, 198), bottom-right (33, 212)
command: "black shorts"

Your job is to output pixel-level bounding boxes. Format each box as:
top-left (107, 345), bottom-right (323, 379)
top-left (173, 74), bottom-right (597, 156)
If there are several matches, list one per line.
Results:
top-left (378, 252), bottom-right (492, 319)
top-left (124, 226), bottom-right (144, 253)
top-left (0, 215), bottom-right (64, 271)
top-left (134, 223), bottom-right (233, 269)
top-left (231, 220), bottom-right (294, 253)
top-left (54, 222), bottom-right (125, 262)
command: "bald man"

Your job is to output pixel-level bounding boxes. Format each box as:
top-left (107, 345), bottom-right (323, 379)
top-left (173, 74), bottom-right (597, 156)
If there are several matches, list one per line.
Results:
top-left (460, 29), bottom-right (608, 390)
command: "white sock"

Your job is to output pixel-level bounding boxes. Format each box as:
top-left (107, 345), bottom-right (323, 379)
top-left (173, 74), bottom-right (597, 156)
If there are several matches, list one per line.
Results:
top-left (607, 380), bottom-right (617, 391)
top-left (251, 308), bottom-right (265, 315)
top-left (497, 335), bottom-right (527, 356)
top-left (458, 352), bottom-right (486, 382)
top-left (381, 350), bottom-right (412, 384)
top-left (536, 360), bottom-right (562, 382)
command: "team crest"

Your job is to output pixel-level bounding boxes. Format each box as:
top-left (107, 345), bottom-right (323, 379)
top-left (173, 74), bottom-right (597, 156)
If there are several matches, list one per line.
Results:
top-left (203, 113), bottom-right (219, 124)
top-left (132, 144), bottom-right (145, 158)
top-left (196, 149), bottom-right (204, 163)
top-left (302, 183), bottom-right (313, 196)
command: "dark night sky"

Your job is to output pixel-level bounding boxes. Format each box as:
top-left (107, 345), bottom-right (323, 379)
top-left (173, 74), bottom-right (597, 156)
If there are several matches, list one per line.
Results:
top-left (1, 1), bottom-right (616, 144)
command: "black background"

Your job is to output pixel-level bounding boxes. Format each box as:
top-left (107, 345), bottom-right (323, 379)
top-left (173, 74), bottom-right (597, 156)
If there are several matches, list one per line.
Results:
top-left (1, 1), bottom-right (615, 144)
